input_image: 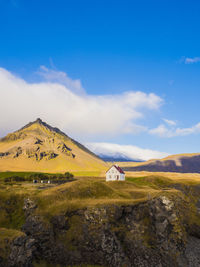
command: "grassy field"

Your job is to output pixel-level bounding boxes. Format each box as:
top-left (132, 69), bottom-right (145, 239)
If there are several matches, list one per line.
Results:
top-left (1, 170), bottom-right (200, 264)
top-left (0, 171), bottom-right (199, 221)
top-left (0, 172), bottom-right (181, 220)
top-left (0, 170), bottom-right (105, 180)
top-left (126, 170), bottom-right (200, 183)
top-left (1, 170), bottom-right (200, 230)
top-left (0, 171), bottom-right (53, 179)
top-left (71, 170), bottom-right (105, 177)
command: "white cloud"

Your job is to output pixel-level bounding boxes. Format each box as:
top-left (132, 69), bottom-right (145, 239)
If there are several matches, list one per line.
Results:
top-left (149, 122), bottom-right (200, 138)
top-left (85, 142), bottom-right (168, 161)
top-left (0, 67), bottom-right (162, 138)
top-left (185, 57), bottom-right (200, 64)
top-left (180, 57), bottom-right (200, 64)
top-left (37, 66), bottom-right (85, 95)
top-left (163, 118), bottom-right (176, 126)
top-left (175, 123), bottom-right (200, 136)
top-left (149, 124), bottom-right (173, 137)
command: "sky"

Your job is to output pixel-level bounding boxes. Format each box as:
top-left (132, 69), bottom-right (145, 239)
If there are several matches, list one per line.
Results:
top-left (0, 0), bottom-right (200, 161)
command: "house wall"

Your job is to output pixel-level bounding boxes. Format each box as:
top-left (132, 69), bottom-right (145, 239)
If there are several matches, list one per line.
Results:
top-left (119, 173), bottom-right (125, 181)
top-left (106, 166), bottom-right (125, 181)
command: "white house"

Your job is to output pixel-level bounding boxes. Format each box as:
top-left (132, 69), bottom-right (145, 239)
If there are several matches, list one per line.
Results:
top-left (106, 165), bottom-right (125, 181)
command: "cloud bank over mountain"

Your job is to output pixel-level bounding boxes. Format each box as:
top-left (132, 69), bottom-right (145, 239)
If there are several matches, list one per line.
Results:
top-left (0, 67), bottom-right (162, 139)
top-left (86, 142), bottom-right (168, 161)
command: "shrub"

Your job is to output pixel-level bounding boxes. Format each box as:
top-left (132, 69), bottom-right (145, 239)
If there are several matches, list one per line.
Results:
top-left (29, 173), bottom-right (49, 180)
top-left (4, 177), bottom-right (11, 183)
top-left (64, 172), bottom-right (74, 179)
top-left (4, 176), bottom-right (25, 182)
top-left (12, 176), bottom-right (25, 182)
top-left (56, 174), bottom-right (63, 179)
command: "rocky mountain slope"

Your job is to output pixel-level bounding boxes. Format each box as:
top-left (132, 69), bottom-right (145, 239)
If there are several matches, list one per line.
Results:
top-left (0, 118), bottom-right (107, 173)
top-left (123, 153), bottom-right (200, 173)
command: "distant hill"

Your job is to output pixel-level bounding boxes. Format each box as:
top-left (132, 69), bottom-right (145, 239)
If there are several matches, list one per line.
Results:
top-left (100, 156), bottom-right (143, 162)
top-left (98, 153), bottom-right (144, 162)
top-left (100, 157), bottom-right (138, 162)
top-left (0, 118), bottom-right (107, 173)
top-left (122, 153), bottom-right (200, 173)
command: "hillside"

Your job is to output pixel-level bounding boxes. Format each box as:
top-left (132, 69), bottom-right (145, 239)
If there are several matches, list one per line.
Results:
top-left (122, 153), bottom-right (200, 173)
top-left (0, 118), bottom-right (107, 173)
top-left (1, 174), bottom-right (200, 266)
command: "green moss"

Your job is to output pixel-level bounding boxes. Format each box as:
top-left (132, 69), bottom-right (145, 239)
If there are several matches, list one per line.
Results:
top-left (57, 215), bottom-right (83, 251)
top-left (140, 216), bottom-right (155, 248)
top-left (0, 228), bottom-right (24, 260)
top-left (33, 262), bottom-right (104, 267)
top-left (0, 193), bottom-right (26, 229)
top-left (33, 262), bottom-right (63, 267)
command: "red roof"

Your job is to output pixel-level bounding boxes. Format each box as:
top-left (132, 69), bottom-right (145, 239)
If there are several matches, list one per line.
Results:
top-left (106, 165), bottom-right (125, 174)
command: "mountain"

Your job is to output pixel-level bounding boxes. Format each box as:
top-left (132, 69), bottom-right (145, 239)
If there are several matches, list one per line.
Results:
top-left (122, 153), bottom-right (200, 173)
top-left (99, 153), bottom-right (143, 162)
top-left (0, 118), bottom-right (107, 173)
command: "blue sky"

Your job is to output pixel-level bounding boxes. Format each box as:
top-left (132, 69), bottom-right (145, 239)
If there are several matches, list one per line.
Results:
top-left (0, 0), bottom-right (200, 160)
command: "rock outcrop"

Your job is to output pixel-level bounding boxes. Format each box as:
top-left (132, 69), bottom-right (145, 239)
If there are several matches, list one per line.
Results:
top-left (6, 191), bottom-right (200, 267)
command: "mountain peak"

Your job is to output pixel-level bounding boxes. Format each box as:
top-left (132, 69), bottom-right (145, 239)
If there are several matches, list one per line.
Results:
top-left (35, 118), bottom-right (43, 123)
top-left (7, 118), bottom-right (100, 159)
top-left (18, 118), bottom-right (49, 132)
top-left (19, 118), bottom-right (63, 134)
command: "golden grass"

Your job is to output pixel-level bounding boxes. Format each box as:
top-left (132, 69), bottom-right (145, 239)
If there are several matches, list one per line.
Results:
top-left (72, 171), bottom-right (105, 177)
top-left (0, 227), bottom-right (24, 240)
top-left (125, 171), bottom-right (200, 183)
top-left (0, 173), bottom-right (185, 222)
top-left (34, 176), bottom-right (175, 218)
top-left (1, 166), bottom-right (200, 265)
top-left (114, 161), bottom-right (145, 167)
top-left (0, 171), bottom-right (199, 254)
top-left (0, 228), bottom-right (24, 259)
top-left (0, 171), bottom-right (199, 227)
